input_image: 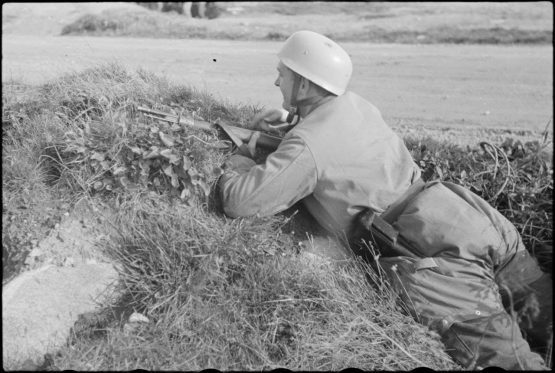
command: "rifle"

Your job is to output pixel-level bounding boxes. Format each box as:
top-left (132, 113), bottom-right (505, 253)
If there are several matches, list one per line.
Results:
top-left (137, 106), bottom-right (282, 151)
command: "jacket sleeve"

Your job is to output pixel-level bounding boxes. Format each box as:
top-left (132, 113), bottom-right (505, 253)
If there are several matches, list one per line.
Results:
top-left (219, 136), bottom-right (318, 218)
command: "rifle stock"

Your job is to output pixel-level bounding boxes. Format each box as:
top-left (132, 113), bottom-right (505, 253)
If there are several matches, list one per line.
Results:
top-left (137, 106), bottom-right (282, 151)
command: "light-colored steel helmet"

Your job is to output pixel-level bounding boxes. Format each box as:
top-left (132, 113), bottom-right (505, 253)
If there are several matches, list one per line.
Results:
top-left (277, 30), bottom-right (352, 95)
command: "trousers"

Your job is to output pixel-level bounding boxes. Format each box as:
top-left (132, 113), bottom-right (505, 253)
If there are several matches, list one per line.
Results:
top-left (361, 181), bottom-right (552, 370)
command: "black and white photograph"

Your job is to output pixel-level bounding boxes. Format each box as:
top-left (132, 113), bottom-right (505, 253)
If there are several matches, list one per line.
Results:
top-left (2, 2), bottom-right (553, 370)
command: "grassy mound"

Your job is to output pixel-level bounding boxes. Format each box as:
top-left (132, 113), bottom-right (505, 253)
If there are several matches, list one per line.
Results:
top-left (59, 197), bottom-right (455, 370)
top-left (2, 63), bottom-right (551, 369)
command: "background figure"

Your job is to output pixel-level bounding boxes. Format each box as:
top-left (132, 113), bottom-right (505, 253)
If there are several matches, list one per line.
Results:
top-left (190, 2), bottom-right (206, 18)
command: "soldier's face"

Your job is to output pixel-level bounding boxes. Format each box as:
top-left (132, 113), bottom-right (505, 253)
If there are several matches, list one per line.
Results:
top-left (274, 62), bottom-right (296, 111)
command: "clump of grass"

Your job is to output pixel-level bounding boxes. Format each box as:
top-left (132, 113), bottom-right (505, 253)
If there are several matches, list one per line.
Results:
top-left (61, 8), bottom-right (242, 40)
top-left (61, 13), bottom-right (120, 35)
top-left (434, 26), bottom-right (553, 44)
top-left (265, 31), bottom-right (288, 41)
top-left (351, 26), bottom-right (553, 45)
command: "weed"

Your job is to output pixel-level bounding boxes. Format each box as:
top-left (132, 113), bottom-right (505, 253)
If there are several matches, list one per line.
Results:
top-left (265, 32), bottom-right (287, 41)
top-left (61, 14), bottom-right (119, 35)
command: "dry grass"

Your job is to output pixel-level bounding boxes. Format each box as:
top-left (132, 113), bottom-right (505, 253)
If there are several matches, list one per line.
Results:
top-left (56, 194), bottom-right (458, 370)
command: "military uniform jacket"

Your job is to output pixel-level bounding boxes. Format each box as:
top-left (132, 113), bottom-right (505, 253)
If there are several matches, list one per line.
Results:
top-left (219, 91), bottom-right (421, 239)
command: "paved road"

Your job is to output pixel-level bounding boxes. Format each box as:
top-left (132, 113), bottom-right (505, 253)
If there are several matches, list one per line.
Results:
top-left (2, 35), bottom-right (552, 131)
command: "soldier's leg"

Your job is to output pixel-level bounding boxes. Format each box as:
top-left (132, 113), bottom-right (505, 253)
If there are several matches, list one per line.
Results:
top-left (359, 181), bottom-right (550, 368)
top-left (497, 251), bottom-right (553, 358)
top-left (442, 311), bottom-right (548, 370)
top-left (509, 272), bottom-right (552, 356)
top-left (436, 181), bottom-right (553, 360)
top-left (378, 256), bottom-right (548, 370)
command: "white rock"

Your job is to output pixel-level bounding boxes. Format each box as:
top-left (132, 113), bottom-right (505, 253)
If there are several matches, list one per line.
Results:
top-left (128, 312), bottom-right (149, 324)
top-left (2, 263), bottom-right (118, 369)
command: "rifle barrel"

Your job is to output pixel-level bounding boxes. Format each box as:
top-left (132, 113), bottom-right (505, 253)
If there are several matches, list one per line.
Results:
top-left (137, 106), bottom-right (282, 150)
top-left (142, 113), bottom-right (173, 122)
top-left (137, 106), bottom-right (176, 119)
top-left (138, 106), bottom-right (215, 131)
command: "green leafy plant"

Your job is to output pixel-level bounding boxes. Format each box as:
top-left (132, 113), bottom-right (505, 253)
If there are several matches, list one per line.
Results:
top-left (58, 110), bottom-right (224, 204)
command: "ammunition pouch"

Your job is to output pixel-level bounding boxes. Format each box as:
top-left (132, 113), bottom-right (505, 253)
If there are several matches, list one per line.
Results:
top-left (351, 209), bottom-right (418, 261)
top-left (350, 178), bottom-right (426, 262)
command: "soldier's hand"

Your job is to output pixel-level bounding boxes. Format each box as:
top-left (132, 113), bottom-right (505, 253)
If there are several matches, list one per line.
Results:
top-left (236, 131), bottom-right (260, 158)
top-left (248, 108), bottom-right (286, 132)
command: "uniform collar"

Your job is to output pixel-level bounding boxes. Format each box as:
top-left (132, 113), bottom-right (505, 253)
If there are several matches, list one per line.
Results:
top-left (299, 94), bottom-right (336, 119)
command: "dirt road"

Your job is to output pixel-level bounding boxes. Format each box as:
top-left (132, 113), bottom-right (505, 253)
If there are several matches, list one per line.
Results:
top-left (2, 34), bottom-right (552, 132)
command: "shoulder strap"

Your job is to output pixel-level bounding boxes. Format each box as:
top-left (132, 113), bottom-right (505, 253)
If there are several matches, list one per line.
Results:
top-left (355, 178), bottom-right (427, 259)
top-left (360, 209), bottom-right (419, 258)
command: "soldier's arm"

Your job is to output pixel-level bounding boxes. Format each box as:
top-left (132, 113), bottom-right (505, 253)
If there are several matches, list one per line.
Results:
top-left (219, 136), bottom-right (317, 218)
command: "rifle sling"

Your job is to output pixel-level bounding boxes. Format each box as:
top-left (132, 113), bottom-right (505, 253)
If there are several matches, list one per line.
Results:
top-left (361, 210), bottom-right (418, 258)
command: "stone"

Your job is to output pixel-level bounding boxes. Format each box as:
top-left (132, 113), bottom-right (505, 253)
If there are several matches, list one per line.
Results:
top-left (2, 263), bottom-right (118, 370)
top-left (128, 312), bottom-right (149, 324)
